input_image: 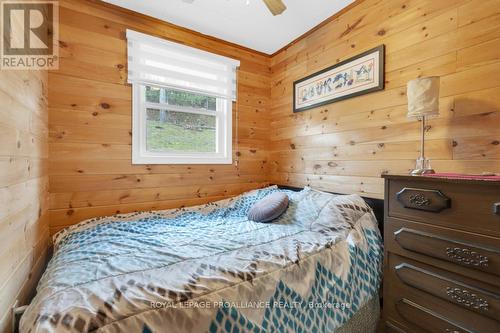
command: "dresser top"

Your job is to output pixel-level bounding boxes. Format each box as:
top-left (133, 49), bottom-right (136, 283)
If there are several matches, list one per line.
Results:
top-left (382, 174), bottom-right (500, 186)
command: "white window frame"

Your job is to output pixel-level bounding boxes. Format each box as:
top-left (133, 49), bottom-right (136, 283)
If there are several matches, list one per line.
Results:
top-left (132, 83), bottom-right (232, 164)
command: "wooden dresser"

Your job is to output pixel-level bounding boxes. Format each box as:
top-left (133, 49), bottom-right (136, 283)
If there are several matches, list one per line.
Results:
top-left (381, 175), bottom-right (500, 333)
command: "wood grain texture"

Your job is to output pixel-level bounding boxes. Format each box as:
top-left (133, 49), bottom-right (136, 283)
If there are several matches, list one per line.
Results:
top-left (0, 70), bottom-right (49, 332)
top-left (48, 0), bottom-right (500, 230)
top-left (48, 0), bottom-right (272, 232)
top-left (268, 0), bottom-right (500, 198)
top-left (3, 0), bottom-right (498, 330)
top-left (383, 176), bottom-right (500, 332)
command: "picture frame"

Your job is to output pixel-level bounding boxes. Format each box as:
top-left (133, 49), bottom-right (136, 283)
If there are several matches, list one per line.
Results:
top-left (293, 45), bottom-right (385, 113)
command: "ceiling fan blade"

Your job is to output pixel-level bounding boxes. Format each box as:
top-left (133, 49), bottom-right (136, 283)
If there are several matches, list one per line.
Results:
top-left (262, 0), bottom-right (287, 16)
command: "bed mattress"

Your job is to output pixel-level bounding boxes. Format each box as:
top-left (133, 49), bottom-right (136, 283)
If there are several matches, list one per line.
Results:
top-left (21, 186), bottom-right (383, 333)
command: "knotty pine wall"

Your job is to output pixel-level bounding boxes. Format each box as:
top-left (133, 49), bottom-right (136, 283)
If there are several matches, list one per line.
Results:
top-left (49, 0), bottom-right (500, 232)
top-left (0, 70), bottom-right (49, 331)
top-left (268, 0), bottom-right (500, 199)
top-left (2, 0), bottom-right (497, 328)
top-left (48, 0), bottom-right (271, 234)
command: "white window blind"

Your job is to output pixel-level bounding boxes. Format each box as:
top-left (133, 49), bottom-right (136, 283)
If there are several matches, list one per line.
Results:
top-left (127, 30), bottom-right (240, 100)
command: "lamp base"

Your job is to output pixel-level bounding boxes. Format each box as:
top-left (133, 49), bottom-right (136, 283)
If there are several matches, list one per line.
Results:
top-left (410, 168), bottom-right (435, 176)
top-left (410, 157), bottom-right (435, 176)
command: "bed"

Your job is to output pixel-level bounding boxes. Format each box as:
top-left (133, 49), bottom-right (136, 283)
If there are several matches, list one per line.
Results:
top-left (21, 186), bottom-right (383, 333)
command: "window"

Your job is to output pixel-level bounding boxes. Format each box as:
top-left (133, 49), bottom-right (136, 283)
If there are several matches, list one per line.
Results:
top-left (127, 30), bottom-right (240, 164)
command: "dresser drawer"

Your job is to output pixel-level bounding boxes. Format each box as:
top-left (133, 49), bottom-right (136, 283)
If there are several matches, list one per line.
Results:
top-left (396, 299), bottom-right (473, 333)
top-left (384, 321), bottom-right (407, 333)
top-left (385, 217), bottom-right (500, 284)
top-left (394, 226), bottom-right (499, 276)
top-left (390, 254), bottom-right (500, 322)
top-left (387, 179), bottom-right (500, 236)
top-left (384, 253), bottom-right (500, 333)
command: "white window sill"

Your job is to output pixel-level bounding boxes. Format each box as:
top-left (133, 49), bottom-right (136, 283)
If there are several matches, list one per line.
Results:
top-left (132, 155), bottom-right (233, 165)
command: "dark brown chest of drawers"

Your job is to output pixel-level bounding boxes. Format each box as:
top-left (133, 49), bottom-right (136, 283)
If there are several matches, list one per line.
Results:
top-left (382, 175), bottom-right (500, 333)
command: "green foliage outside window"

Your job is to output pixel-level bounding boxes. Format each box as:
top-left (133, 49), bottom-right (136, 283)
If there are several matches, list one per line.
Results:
top-left (145, 86), bottom-right (216, 110)
top-left (144, 86), bottom-right (219, 153)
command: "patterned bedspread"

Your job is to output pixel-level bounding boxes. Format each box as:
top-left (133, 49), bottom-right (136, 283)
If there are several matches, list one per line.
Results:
top-left (21, 186), bottom-right (383, 333)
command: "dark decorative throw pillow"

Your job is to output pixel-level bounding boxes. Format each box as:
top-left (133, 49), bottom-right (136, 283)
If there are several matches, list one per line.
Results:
top-left (248, 192), bottom-right (289, 223)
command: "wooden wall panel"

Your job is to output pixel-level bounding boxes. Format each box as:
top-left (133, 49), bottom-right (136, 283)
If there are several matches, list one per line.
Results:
top-left (46, 0), bottom-right (500, 224)
top-left (4, 0), bottom-right (497, 329)
top-left (268, 0), bottom-right (500, 199)
top-left (0, 70), bottom-right (49, 331)
top-left (49, 0), bottom-right (500, 231)
top-left (48, 0), bottom-right (271, 234)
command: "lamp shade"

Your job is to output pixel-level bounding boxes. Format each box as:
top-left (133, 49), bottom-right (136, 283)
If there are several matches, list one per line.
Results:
top-left (407, 76), bottom-right (440, 118)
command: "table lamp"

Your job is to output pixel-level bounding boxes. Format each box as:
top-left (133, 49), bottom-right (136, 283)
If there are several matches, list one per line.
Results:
top-left (407, 76), bottom-right (440, 175)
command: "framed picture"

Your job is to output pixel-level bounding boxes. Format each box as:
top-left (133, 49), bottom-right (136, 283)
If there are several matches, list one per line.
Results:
top-left (293, 45), bottom-right (385, 112)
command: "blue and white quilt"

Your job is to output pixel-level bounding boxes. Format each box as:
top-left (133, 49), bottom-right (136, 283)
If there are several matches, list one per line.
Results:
top-left (21, 186), bottom-right (383, 333)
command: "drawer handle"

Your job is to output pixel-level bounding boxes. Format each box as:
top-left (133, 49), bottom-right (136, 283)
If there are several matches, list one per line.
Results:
top-left (396, 188), bottom-right (451, 212)
top-left (446, 287), bottom-right (489, 311)
top-left (494, 202), bottom-right (500, 215)
top-left (445, 247), bottom-right (489, 267)
top-left (445, 329), bottom-right (462, 333)
top-left (409, 193), bottom-right (431, 207)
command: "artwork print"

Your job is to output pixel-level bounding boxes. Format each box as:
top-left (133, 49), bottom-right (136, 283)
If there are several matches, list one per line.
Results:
top-left (293, 45), bottom-right (385, 112)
